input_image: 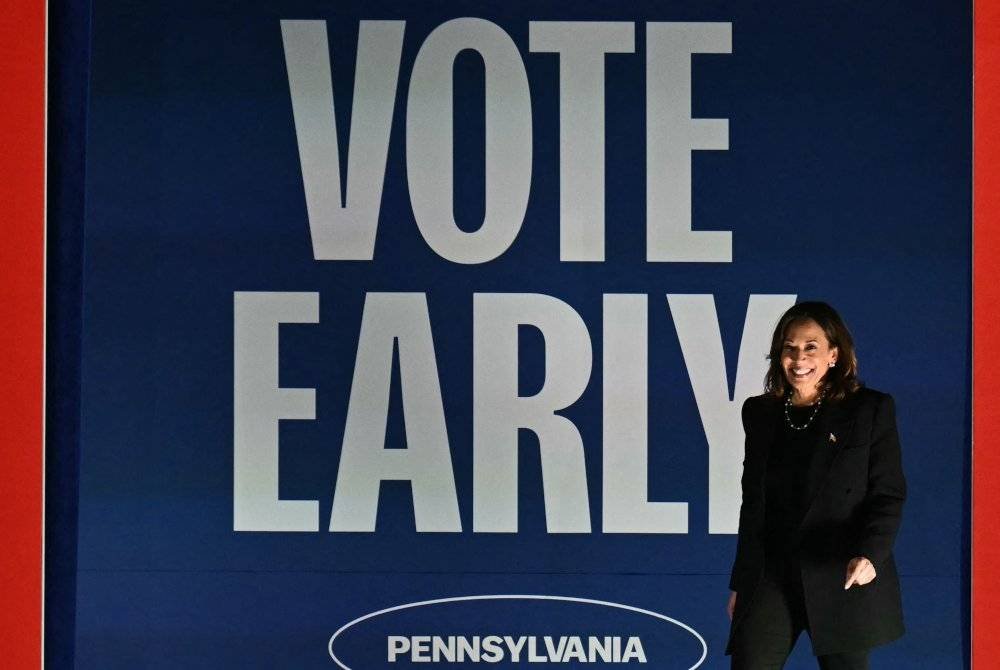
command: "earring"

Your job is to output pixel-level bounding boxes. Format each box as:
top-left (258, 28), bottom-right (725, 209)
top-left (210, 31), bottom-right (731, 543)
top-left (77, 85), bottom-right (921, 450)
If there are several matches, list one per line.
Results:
top-left (828, 361), bottom-right (835, 368)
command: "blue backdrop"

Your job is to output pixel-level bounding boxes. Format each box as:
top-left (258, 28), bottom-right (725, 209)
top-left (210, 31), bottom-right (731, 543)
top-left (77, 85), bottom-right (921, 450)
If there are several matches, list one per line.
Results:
top-left (58, 1), bottom-right (970, 667)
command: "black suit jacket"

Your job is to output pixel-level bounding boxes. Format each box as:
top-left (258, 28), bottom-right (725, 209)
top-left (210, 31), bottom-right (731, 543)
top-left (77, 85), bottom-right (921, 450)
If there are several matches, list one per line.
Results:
top-left (726, 386), bottom-right (906, 656)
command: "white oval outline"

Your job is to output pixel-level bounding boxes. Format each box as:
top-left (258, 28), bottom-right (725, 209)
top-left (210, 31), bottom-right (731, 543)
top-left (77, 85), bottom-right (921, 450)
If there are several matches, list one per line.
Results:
top-left (327, 594), bottom-right (707, 669)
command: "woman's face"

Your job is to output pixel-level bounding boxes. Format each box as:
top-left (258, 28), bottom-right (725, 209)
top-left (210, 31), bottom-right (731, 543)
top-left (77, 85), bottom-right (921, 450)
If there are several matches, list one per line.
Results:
top-left (781, 318), bottom-right (838, 396)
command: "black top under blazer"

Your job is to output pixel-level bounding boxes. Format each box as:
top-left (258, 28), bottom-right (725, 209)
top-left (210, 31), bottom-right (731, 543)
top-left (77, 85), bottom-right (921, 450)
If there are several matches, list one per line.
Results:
top-left (726, 386), bottom-right (906, 656)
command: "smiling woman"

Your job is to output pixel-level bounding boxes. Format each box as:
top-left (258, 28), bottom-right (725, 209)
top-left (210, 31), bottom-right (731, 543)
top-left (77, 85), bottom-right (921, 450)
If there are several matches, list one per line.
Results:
top-left (725, 302), bottom-right (906, 669)
top-left (765, 303), bottom-right (861, 406)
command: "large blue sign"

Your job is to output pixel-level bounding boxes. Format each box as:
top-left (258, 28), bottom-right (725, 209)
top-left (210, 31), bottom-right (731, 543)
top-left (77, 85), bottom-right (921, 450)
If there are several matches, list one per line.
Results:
top-left (70, 1), bottom-right (970, 667)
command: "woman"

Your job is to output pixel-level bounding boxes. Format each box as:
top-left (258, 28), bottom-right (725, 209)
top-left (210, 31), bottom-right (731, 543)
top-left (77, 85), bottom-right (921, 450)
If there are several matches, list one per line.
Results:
top-left (725, 302), bottom-right (906, 669)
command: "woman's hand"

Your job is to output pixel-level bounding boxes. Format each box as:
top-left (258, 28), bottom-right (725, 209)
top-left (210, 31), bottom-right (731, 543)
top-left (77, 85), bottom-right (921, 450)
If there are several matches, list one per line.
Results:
top-left (844, 556), bottom-right (877, 589)
top-left (727, 591), bottom-right (737, 620)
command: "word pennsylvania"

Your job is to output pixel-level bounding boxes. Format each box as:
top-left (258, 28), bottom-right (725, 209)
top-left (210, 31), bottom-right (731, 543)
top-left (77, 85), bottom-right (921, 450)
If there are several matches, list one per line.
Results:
top-left (387, 635), bottom-right (647, 663)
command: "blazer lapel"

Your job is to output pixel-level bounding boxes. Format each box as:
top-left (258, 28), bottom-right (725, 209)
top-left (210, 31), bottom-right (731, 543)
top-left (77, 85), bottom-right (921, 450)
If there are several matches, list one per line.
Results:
top-left (799, 399), bottom-right (857, 525)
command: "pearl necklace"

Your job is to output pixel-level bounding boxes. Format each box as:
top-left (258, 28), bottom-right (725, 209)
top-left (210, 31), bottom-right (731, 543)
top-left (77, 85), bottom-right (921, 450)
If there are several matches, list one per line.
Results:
top-left (784, 390), bottom-right (826, 430)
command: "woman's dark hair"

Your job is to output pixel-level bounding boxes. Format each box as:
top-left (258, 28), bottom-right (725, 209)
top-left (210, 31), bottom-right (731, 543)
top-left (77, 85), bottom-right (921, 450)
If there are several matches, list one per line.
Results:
top-left (764, 301), bottom-right (862, 402)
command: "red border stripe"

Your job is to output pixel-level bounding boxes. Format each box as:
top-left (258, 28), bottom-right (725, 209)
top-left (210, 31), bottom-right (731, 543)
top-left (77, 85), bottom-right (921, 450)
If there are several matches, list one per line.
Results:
top-left (0, 0), bottom-right (46, 667)
top-left (974, 1), bottom-right (997, 667)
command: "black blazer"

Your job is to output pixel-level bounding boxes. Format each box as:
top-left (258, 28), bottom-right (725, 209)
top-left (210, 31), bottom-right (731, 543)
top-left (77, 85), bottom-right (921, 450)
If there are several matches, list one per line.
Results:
top-left (726, 386), bottom-right (906, 656)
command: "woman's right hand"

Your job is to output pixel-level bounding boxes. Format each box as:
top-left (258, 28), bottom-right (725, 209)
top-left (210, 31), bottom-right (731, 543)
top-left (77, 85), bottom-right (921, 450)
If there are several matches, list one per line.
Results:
top-left (727, 591), bottom-right (737, 620)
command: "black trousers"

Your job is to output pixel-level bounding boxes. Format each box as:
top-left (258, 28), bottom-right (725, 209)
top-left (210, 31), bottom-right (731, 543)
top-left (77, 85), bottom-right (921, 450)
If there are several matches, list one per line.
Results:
top-left (730, 561), bottom-right (870, 670)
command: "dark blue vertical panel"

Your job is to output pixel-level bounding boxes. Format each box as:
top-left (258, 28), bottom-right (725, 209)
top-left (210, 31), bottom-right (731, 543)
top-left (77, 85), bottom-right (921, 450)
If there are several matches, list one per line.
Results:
top-left (46, 0), bottom-right (93, 666)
